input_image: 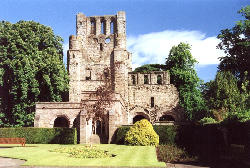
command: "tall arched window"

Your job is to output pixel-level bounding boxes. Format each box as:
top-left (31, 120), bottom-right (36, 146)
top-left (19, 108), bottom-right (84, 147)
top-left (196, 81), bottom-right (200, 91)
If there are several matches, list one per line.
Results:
top-left (132, 75), bottom-right (136, 85)
top-left (110, 21), bottom-right (114, 34)
top-left (157, 75), bottom-right (162, 84)
top-left (101, 20), bottom-right (105, 34)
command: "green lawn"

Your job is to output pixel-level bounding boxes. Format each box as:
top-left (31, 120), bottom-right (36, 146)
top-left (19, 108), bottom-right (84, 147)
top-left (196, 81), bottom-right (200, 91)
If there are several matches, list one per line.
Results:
top-left (0, 144), bottom-right (165, 167)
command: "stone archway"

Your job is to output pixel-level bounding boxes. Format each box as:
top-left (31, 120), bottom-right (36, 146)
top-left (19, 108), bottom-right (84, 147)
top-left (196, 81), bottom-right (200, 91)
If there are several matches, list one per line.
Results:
top-left (54, 116), bottom-right (70, 127)
top-left (133, 112), bottom-right (150, 124)
top-left (159, 114), bottom-right (175, 122)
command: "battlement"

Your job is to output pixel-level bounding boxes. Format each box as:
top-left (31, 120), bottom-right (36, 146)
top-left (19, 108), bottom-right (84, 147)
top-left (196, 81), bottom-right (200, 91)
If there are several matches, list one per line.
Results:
top-left (128, 71), bottom-right (170, 85)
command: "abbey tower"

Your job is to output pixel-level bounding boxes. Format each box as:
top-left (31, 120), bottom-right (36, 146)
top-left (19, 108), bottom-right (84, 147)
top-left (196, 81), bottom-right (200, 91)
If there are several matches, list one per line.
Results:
top-left (34, 11), bottom-right (182, 144)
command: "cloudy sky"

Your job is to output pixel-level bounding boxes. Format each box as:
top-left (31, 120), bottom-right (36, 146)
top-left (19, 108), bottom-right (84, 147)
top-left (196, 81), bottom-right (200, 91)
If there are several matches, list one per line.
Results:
top-left (0, 0), bottom-right (248, 82)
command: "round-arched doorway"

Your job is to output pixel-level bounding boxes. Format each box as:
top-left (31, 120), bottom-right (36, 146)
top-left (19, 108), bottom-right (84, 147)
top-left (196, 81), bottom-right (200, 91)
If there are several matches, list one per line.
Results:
top-left (133, 113), bottom-right (150, 124)
top-left (54, 116), bottom-right (69, 127)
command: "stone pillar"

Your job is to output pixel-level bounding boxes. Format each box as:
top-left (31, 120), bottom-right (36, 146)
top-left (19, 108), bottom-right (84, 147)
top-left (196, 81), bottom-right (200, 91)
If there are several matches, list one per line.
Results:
top-left (105, 18), bottom-right (111, 35)
top-left (116, 11), bottom-right (126, 49)
top-left (80, 110), bottom-right (87, 144)
top-left (108, 110), bottom-right (117, 143)
top-left (95, 17), bottom-right (101, 36)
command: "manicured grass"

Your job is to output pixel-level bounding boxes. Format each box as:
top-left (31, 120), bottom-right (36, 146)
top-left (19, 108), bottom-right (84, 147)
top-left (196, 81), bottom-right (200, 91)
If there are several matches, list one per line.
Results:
top-left (0, 144), bottom-right (165, 167)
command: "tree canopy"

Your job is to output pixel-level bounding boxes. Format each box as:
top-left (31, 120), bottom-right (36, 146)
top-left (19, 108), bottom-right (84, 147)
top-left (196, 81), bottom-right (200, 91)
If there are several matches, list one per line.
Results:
top-left (133, 64), bottom-right (167, 73)
top-left (166, 42), bottom-right (207, 121)
top-left (0, 21), bottom-right (69, 127)
top-left (217, 5), bottom-right (250, 84)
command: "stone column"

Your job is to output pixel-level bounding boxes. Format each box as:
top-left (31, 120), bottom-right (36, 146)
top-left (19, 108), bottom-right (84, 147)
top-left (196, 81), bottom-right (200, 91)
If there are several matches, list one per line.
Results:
top-left (95, 17), bottom-right (101, 36)
top-left (108, 110), bottom-right (117, 143)
top-left (105, 18), bottom-right (111, 35)
top-left (80, 110), bottom-right (87, 144)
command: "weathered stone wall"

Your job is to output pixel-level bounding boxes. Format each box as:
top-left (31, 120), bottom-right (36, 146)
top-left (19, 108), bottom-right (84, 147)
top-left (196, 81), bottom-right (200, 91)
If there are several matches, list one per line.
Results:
top-left (127, 71), bottom-right (181, 123)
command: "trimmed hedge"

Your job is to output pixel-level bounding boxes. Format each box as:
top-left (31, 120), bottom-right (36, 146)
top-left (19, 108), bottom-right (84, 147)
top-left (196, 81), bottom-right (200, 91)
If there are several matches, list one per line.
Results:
top-left (0, 127), bottom-right (77, 144)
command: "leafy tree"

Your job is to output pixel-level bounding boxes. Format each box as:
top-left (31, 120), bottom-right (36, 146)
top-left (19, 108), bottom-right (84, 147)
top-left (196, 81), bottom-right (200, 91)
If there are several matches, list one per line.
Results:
top-left (133, 64), bottom-right (167, 73)
top-left (166, 42), bottom-right (208, 121)
top-left (0, 21), bottom-right (69, 127)
top-left (217, 6), bottom-right (250, 84)
top-left (202, 71), bottom-right (250, 121)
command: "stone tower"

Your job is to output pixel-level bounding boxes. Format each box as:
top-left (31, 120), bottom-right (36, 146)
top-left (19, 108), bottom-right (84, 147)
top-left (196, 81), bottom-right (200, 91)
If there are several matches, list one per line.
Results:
top-left (67, 11), bottom-right (132, 103)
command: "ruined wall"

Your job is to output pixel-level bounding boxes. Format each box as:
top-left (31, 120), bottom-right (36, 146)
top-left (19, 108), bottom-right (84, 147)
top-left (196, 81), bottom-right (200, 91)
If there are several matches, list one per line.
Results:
top-left (68, 11), bottom-right (131, 102)
top-left (127, 71), bottom-right (180, 123)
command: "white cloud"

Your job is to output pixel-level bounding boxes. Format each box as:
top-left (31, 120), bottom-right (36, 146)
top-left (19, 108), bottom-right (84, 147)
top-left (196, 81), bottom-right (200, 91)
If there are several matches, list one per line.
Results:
top-left (63, 43), bottom-right (69, 65)
top-left (127, 30), bottom-right (225, 69)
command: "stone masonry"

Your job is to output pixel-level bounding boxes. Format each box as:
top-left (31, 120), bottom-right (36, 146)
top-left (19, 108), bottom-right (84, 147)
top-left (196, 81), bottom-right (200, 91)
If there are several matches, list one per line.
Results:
top-left (34, 11), bottom-right (182, 144)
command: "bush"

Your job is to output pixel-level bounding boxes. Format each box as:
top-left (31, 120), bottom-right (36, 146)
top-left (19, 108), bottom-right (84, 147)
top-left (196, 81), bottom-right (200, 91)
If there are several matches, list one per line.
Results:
top-left (125, 119), bottom-right (159, 146)
top-left (0, 127), bottom-right (77, 144)
top-left (199, 117), bottom-right (217, 125)
top-left (153, 125), bottom-right (177, 145)
top-left (115, 126), bottom-right (130, 144)
top-left (156, 144), bottom-right (197, 163)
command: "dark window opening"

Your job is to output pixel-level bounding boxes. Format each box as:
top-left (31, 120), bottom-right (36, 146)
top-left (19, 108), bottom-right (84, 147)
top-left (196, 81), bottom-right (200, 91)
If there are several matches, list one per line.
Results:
top-left (100, 43), bottom-right (103, 51)
top-left (91, 20), bottom-right (95, 34)
top-left (157, 75), bottom-right (162, 84)
top-left (54, 116), bottom-right (69, 128)
top-left (151, 97), bottom-right (154, 107)
top-left (110, 21), bottom-right (114, 34)
top-left (86, 70), bottom-right (91, 80)
top-left (144, 75), bottom-right (149, 84)
top-left (96, 120), bottom-right (102, 135)
top-left (132, 75), bottom-right (136, 85)
top-left (159, 115), bottom-right (175, 121)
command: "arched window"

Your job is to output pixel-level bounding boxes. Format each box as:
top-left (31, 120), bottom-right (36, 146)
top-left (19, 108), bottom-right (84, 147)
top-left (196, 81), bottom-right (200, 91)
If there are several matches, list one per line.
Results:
top-left (144, 75), bottom-right (149, 84)
top-left (101, 20), bottom-right (105, 34)
top-left (54, 116), bottom-right (69, 127)
top-left (157, 75), bottom-right (162, 84)
top-left (132, 75), bottom-right (136, 85)
top-left (110, 21), bottom-right (114, 34)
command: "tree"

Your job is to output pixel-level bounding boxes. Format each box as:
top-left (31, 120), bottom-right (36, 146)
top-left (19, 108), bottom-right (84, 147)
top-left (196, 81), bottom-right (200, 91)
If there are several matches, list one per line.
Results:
top-left (0, 21), bottom-right (69, 127)
top-left (133, 64), bottom-right (167, 73)
top-left (217, 6), bottom-right (250, 84)
top-left (166, 42), bottom-right (208, 121)
top-left (202, 71), bottom-right (250, 121)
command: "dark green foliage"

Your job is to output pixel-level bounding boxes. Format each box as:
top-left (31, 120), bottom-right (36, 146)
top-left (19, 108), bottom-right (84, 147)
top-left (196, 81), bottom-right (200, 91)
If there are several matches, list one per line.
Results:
top-left (153, 125), bottom-right (177, 145)
top-left (217, 6), bottom-right (250, 84)
top-left (125, 119), bottom-right (159, 146)
top-left (0, 127), bottom-right (76, 144)
top-left (166, 42), bottom-right (208, 121)
top-left (156, 144), bottom-right (196, 163)
top-left (202, 71), bottom-right (250, 121)
top-left (199, 117), bottom-right (217, 125)
top-left (133, 64), bottom-right (167, 73)
top-left (114, 126), bottom-right (130, 144)
top-left (0, 21), bottom-right (69, 127)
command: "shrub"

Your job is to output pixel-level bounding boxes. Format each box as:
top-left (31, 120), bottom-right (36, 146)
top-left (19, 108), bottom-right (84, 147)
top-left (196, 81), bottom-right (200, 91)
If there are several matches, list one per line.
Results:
top-left (115, 126), bottom-right (130, 144)
top-left (125, 119), bottom-right (159, 146)
top-left (199, 117), bottom-right (217, 125)
top-left (0, 127), bottom-right (77, 144)
top-left (156, 144), bottom-right (197, 163)
top-left (153, 125), bottom-right (177, 145)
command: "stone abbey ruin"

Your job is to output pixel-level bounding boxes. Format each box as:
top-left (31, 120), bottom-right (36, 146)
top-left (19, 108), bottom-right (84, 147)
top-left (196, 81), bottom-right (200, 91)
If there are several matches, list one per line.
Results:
top-left (34, 11), bottom-right (183, 143)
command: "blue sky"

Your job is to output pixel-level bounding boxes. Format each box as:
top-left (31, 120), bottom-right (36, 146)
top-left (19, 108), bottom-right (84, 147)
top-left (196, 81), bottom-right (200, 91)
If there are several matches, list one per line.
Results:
top-left (0, 0), bottom-right (248, 82)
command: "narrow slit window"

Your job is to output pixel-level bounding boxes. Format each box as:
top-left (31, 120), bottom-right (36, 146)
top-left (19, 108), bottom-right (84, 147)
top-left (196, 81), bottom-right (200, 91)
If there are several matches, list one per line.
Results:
top-left (144, 75), bottom-right (149, 84)
top-left (157, 75), bottom-right (162, 84)
top-left (132, 75), bottom-right (136, 85)
top-left (110, 21), bottom-right (114, 34)
top-left (86, 70), bottom-right (91, 80)
top-left (151, 97), bottom-right (154, 107)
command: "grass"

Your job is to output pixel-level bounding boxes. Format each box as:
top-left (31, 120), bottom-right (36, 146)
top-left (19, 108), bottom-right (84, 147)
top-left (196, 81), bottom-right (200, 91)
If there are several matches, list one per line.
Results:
top-left (0, 144), bottom-right (165, 167)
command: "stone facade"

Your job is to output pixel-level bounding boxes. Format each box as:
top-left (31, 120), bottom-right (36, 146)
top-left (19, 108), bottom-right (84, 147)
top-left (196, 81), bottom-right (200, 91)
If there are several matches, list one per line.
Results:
top-left (34, 11), bottom-right (182, 144)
